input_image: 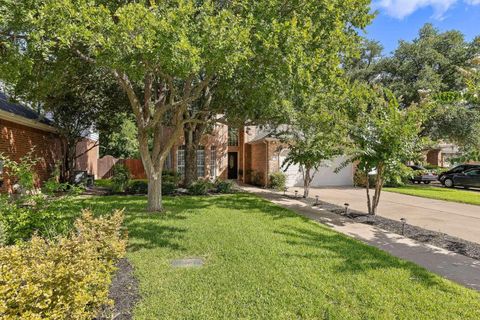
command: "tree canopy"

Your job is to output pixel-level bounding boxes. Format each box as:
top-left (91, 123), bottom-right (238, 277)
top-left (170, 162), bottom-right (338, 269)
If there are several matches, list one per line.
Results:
top-left (0, 0), bottom-right (373, 211)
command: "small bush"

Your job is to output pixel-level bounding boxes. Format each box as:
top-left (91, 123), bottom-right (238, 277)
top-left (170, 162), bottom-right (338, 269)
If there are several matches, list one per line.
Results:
top-left (0, 210), bottom-right (126, 319)
top-left (0, 150), bottom-right (38, 194)
top-left (0, 195), bottom-right (75, 245)
top-left (162, 181), bottom-right (177, 195)
top-left (111, 164), bottom-right (130, 193)
top-left (127, 179), bottom-right (148, 194)
top-left (215, 179), bottom-right (234, 194)
top-left (269, 172), bottom-right (287, 190)
top-left (188, 179), bottom-right (212, 195)
top-left (162, 170), bottom-right (181, 185)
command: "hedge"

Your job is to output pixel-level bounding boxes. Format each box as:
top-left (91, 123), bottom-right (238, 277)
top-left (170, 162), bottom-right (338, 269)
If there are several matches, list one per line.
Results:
top-left (0, 210), bottom-right (126, 319)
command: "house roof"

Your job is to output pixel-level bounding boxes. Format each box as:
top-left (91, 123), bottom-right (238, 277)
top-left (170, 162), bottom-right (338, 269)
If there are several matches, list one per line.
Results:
top-left (0, 91), bottom-right (52, 125)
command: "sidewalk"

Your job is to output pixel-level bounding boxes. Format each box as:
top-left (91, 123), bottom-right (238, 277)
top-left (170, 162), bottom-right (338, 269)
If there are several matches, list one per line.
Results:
top-left (240, 185), bottom-right (480, 291)
top-left (303, 187), bottom-right (480, 244)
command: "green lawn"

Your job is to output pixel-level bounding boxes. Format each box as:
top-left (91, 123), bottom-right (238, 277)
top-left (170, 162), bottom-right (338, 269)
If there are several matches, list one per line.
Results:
top-left (69, 193), bottom-right (480, 319)
top-left (384, 185), bottom-right (480, 206)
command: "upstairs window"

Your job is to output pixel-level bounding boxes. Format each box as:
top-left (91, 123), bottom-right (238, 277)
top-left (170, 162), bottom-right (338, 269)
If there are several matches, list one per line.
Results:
top-left (228, 127), bottom-right (239, 146)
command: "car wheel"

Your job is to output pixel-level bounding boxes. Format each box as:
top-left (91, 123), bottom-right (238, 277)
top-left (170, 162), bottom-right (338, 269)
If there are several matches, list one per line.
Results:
top-left (423, 181), bottom-right (431, 184)
top-left (444, 178), bottom-right (454, 188)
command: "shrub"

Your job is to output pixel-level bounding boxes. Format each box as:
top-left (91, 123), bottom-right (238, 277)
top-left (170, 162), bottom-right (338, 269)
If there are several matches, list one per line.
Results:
top-left (215, 179), bottom-right (234, 194)
top-left (269, 172), bottom-right (287, 190)
top-left (0, 210), bottom-right (126, 319)
top-left (0, 195), bottom-right (74, 245)
top-left (162, 170), bottom-right (181, 185)
top-left (127, 179), bottom-right (148, 194)
top-left (188, 179), bottom-right (212, 195)
top-left (0, 150), bottom-right (38, 194)
top-left (162, 181), bottom-right (177, 195)
top-left (111, 164), bottom-right (130, 192)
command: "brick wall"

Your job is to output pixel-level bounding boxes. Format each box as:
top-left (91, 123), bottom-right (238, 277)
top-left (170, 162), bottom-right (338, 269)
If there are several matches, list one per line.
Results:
top-left (0, 118), bottom-right (62, 192)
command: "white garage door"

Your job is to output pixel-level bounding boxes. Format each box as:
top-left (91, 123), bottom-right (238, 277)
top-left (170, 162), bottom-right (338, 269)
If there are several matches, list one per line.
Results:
top-left (280, 155), bottom-right (353, 187)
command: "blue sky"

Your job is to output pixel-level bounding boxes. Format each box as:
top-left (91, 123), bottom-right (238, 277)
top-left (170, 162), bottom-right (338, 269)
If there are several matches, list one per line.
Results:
top-left (365, 0), bottom-right (480, 55)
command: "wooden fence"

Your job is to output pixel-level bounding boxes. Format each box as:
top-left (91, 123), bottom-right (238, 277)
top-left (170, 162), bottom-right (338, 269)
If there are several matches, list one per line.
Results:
top-left (97, 156), bottom-right (146, 179)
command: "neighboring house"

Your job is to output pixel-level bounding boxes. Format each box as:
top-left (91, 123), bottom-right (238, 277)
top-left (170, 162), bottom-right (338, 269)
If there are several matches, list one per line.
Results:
top-left (0, 91), bottom-right (98, 192)
top-left (103, 124), bottom-right (354, 187)
top-left (425, 143), bottom-right (461, 168)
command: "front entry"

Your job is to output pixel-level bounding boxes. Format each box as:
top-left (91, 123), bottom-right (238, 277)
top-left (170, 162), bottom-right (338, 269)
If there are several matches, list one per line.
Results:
top-left (227, 152), bottom-right (238, 179)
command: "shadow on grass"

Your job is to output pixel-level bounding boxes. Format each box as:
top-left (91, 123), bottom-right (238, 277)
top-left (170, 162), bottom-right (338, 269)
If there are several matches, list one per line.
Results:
top-left (275, 222), bottom-right (454, 292)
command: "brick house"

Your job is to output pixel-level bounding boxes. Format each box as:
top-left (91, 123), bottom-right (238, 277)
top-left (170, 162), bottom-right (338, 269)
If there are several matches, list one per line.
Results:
top-left (0, 91), bottom-right (98, 192)
top-left (151, 125), bottom-right (354, 188)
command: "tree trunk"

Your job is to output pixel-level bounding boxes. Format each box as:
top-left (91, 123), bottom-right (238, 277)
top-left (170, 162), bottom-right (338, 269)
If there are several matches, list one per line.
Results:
top-left (303, 166), bottom-right (312, 198)
top-left (184, 127), bottom-right (198, 187)
top-left (147, 171), bottom-right (163, 212)
top-left (183, 123), bottom-right (208, 186)
top-left (371, 163), bottom-right (385, 216)
top-left (365, 170), bottom-right (373, 215)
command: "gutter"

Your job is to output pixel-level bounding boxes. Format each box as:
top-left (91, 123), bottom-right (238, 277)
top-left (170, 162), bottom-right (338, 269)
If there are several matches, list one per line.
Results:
top-left (0, 109), bottom-right (57, 133)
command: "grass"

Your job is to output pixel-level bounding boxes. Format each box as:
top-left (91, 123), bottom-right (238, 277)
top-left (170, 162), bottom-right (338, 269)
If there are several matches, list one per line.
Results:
top-left (384, 185), bottom-right (480, 206)
top-left (63, 193), bottom-right (480, 319)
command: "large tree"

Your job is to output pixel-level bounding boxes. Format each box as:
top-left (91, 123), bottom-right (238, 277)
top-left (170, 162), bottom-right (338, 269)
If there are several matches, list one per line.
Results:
top-left (1, 0), bottom-right (373, 211)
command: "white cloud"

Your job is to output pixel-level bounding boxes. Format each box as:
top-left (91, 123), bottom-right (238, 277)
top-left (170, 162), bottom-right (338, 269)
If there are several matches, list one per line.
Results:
top-left (375, 0), bottom-right (480, 19)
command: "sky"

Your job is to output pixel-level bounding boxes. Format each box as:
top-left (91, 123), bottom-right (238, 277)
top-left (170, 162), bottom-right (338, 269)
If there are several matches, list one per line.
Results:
top-left (366, 0), bottom-right (480, 55)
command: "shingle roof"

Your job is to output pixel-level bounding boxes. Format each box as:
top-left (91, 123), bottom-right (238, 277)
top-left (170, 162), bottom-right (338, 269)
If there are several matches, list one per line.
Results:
top-left (0, 91), bottom-right (52, 125)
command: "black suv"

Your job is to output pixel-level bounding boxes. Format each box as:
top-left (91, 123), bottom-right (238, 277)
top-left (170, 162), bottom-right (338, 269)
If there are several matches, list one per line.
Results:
top-left (438, 164), bottom-right (480, 187)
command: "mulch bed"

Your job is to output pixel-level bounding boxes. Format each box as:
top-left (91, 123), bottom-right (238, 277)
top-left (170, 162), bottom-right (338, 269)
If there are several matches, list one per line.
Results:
top-left (98, 258), bottom-right (140, 320)
top-left (302, 197), bottom-right (480, 261)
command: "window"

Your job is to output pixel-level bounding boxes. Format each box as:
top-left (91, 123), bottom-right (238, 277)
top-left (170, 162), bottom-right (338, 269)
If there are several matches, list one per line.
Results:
top-left (466, 169), bottom-right (480, 176)
top-left (210, 146), bottom-right (217, 178)
top-left (177, 146), bottom-right (185, 177)
top-left (228, 127), bottom-right (239, 146)
top-left (197, 146), bottom-right (205, 178)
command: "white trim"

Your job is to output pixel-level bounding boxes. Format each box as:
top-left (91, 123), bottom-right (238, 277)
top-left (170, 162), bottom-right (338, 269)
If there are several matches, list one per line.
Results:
top-left (0, 109), bottom-right (57, 133)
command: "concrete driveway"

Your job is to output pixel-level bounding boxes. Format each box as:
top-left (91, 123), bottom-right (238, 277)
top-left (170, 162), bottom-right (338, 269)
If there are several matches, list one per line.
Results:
top-left (306, 187), bottom-right (480, 244)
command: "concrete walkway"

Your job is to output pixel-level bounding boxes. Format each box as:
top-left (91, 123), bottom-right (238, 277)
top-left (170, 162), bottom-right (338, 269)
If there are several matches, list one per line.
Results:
top-left (302, 187), bottom-right (480, 244)
top-left (240, 185), bottom-right (480, 291)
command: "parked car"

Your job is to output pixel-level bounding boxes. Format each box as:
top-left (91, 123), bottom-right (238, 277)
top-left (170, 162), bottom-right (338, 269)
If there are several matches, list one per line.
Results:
top-left (438, 164), bottom-right (480, 186)
top-left (443, 168), bottom-right (480, 188)
top-left (407, 165), bottom-right (438, 184)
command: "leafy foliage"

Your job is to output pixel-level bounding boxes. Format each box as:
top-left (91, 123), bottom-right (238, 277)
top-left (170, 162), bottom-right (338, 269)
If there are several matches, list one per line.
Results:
top-left (0, 0), bottom-right (374, 211)
top-left (111, 164), bottom-right (130, 193)
top-left (188, 179), bottom-right (212, 195)
top-left (0, 150), bottom-right (38, 193)
top-left (0, 195), bottom-right (75, 245)
top-left (344, 85), bottom-right (428, 214)
top-left (268, 172), bottom-right (287, 191)
top-left (214, 179), bottom-right (234, 194)
top-left (0, 210), bottom-right (126, 319)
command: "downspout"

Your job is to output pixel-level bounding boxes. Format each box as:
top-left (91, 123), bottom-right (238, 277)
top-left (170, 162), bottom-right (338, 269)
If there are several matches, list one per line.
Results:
top-left (264, 140), bottom-right (269, 188)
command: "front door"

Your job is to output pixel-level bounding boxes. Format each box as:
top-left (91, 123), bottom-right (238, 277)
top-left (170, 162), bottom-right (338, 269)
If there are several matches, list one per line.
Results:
top-left (227, 152), bottom-right (238, 179)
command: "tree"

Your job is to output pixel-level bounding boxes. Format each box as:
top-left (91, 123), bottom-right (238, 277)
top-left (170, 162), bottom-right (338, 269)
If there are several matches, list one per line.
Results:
top-left (1, 0), bottom-right (374, 211)
top-left (277, 83), bottom-right (348, 198)
top-left (344, 86), bottom-right (428, 215)
top-left (100, 117), bottom-right (140, 159)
